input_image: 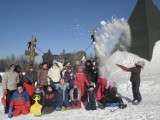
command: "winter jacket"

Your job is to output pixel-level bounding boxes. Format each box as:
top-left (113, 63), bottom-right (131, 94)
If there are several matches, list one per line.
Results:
top-left (85, 83), bottom-right (99, 110)
top-left (43, 90), bottom-right (57, 108)
top-left (64, 71), bottom-right (74, 83)
top-left (2, 70), bottom-right (19, 90)
top-left (32, 90), bottom-right (45, 106)
top-left (10, 89), bottom-right (30, 108)
top-left (75, 70), bottom-right (89, 101)
top-left (104, 87), bottom-right (118, 99)
top-left (128, 66), bottom-right (141, 83)
top-left (96, 78), bottom-right (107, 101)
top-left (37, 69), bottom-right (48, 86)
top-left (23, 70), bottom-right (37, 83)
top-left (50, 79), bottom-right (73, 108)
top-left (48, 65), bottom-right (62, 83)
top-left (70, 88), bottom-right (81, 101)
top-left (84, 64), bottom-right (98, 83)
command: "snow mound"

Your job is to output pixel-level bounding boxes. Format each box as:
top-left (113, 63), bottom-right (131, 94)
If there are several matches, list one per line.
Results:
top-left (151, 40), bottom-right (160, 63)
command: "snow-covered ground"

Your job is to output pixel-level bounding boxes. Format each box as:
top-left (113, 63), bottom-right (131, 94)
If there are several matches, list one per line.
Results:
top-left (1, 46), bottom-right (160, 120)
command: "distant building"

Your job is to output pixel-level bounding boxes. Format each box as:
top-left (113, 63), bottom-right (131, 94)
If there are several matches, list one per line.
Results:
top-left (128, 0), bottom-right (160, 60)
top-left (42, 50), bottom-right (86, 68)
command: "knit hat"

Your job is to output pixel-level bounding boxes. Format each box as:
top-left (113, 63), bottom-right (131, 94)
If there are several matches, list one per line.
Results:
top-left (36, 84), bottom-right (42, 89)
top-left (29, 64), bottom-right (34, 69)
top-left (135, 61), bottom-right (145, 67)
top-left (52, 60), bottom-right (58, 64)
top-left (89, 83), bottom-right (94, 88)
top-left (17, 83), bottom-right (23, 88)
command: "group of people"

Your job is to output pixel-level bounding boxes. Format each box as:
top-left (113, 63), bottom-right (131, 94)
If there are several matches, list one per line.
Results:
top-left (2, 59), bottom-right (144, 118)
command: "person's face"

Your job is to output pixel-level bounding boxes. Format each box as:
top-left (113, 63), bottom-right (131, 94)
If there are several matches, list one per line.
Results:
top-left (18, 86), bottom-right (23, 92)
top-left (89, 87), bottom-right (94, 91)
top-left (73, 84), bottom-right (77, 89)
top-left (47, 86), bottom-right (52, 92)
top-left (10, 66), bottom-right (15, 71)
top-left (29, 68), bottom-right (34, 71)
top-left (60, 79), bottom-right (65, 84)
top-left (36, 88), bottom-right (40, 91)
top-left (75, 61), bottom-right (80, 66)
top-left (87, 62), bottom-right (91, 66)
top-left (42, 64), bottom-right (48, 69)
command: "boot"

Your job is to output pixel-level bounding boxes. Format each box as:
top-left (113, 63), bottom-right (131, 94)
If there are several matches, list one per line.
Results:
top-left (119, 104), bottom-right (127, 109)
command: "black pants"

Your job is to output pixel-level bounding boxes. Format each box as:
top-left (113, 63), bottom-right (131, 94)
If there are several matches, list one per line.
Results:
top-left (101, 96), bottom-right (124, 106)
top-left (5, 89), bottom-right (16, 113)
top-left (86, 101), bottom-right (97, 110)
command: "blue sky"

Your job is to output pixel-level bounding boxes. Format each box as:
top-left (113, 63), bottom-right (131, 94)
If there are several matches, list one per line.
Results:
top-left (0, 0), bottom-right (160, 62)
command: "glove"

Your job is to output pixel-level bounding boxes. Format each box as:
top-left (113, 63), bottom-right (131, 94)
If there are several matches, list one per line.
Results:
top-left (8, 106), bottom-right (13, 118)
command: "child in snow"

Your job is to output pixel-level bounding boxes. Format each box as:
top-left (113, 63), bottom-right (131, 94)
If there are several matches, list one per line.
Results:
top-left (100, 81), bottom-right (127, 109)
top-left (118, 61), bottom-right (144, 105)
top-left (42, 85), bottom-right (57, 114)
top-left (84, 83), bottom-right (100, 110)
top-left (30, 84), bottom-right (45, 115)
top-left (70, 80), bottom-right (81, 109)
top-left (49, 77), bottom-right (73, 111)
top-left (8, 83), bottom-right (30, 118)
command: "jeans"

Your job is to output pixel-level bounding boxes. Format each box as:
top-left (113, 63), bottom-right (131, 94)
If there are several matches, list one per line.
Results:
top-left (132, 82), bottom-right (142, 101)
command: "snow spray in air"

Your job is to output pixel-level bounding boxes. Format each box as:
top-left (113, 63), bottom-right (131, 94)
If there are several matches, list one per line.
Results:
top-left (94, 17), bottom-right (131, 79)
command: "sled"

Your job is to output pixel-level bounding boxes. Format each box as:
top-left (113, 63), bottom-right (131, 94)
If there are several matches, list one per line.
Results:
top-left (1, 94), bottom-right (6, 107)
top-left (106, 103), bottom-right (119, 107)
top-left (116, 64), bottom-right (128, 71)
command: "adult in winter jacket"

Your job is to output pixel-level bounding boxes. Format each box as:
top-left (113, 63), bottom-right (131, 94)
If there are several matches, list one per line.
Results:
top-left (100, 81), bottom-right (127, 109)
top-left (23, 64), bottom-right (37, 100)
top-left (70, 80), bottom-right (81, 108)
top-left (49, 77), bottom-right (73, 111)
top-left (84, 60), bottom-right (98, 84)
top-left (119, 61), bottom-right (144, 105)
top-left (75, 66), bottom-right (89, 101)
top-left (2, 64), bottom-right (19, 114)
top-left (8, 83), bottom-right (30, 118)
top-left (48, 60), bottom-right (63, 83)
top-left (37, 62), bottom-right (48, 91)
top-left (84, 83), bottom-right (99, 110)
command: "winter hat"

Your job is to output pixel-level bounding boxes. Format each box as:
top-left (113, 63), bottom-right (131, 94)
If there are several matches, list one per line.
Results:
top-left (17, 83), bottom-right (23, 88)
top-left (52, 60), bottom-right (58, 64)
top-left (41, 62), bottom-right (48, 67)
top-left (29, 64), bottom-right (34, 69)
top-left (135, 61), bottom-right (145, 67)
top-left (10, 64), bottom-right (15, 69)
top-left (89, 83), bottom-right (95, 88)
top-left (36, 84), bottom-right (42, 89)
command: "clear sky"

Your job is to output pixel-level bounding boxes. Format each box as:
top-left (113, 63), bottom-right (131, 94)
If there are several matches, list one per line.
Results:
top-left (0, 0), bottom-right (160, 62)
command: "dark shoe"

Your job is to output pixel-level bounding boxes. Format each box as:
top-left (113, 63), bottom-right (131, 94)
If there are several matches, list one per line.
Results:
top-left (132, 100), bottom-right (141, 105)
top-left (119, 104), bottom-right (127, 109)
top-left (4, 109), bottom-right (9, 114)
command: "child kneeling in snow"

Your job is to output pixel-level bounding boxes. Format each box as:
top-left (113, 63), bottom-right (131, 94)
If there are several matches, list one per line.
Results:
top-left (70, 80), bottom-right (81, 109)
top-left (84, 83), bottom-right (99, 110)
top-left (49, 77), bottom-right (73, 111)
top-left (8, 83), bottom-right (30, 118)
top-left (42, 85), bottom-right (57, 114)
top-left (30, 84), bottom-right (45, 116)
top-left (100, 81), bottom-right (127, 109)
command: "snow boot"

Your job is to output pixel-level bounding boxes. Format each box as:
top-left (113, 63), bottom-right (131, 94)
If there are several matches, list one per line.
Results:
top-left (119, 104), bottom-right (127, 109)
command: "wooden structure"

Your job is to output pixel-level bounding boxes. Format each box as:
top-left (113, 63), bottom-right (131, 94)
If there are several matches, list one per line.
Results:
top-left (25, 35), bottom-right (37, 70)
